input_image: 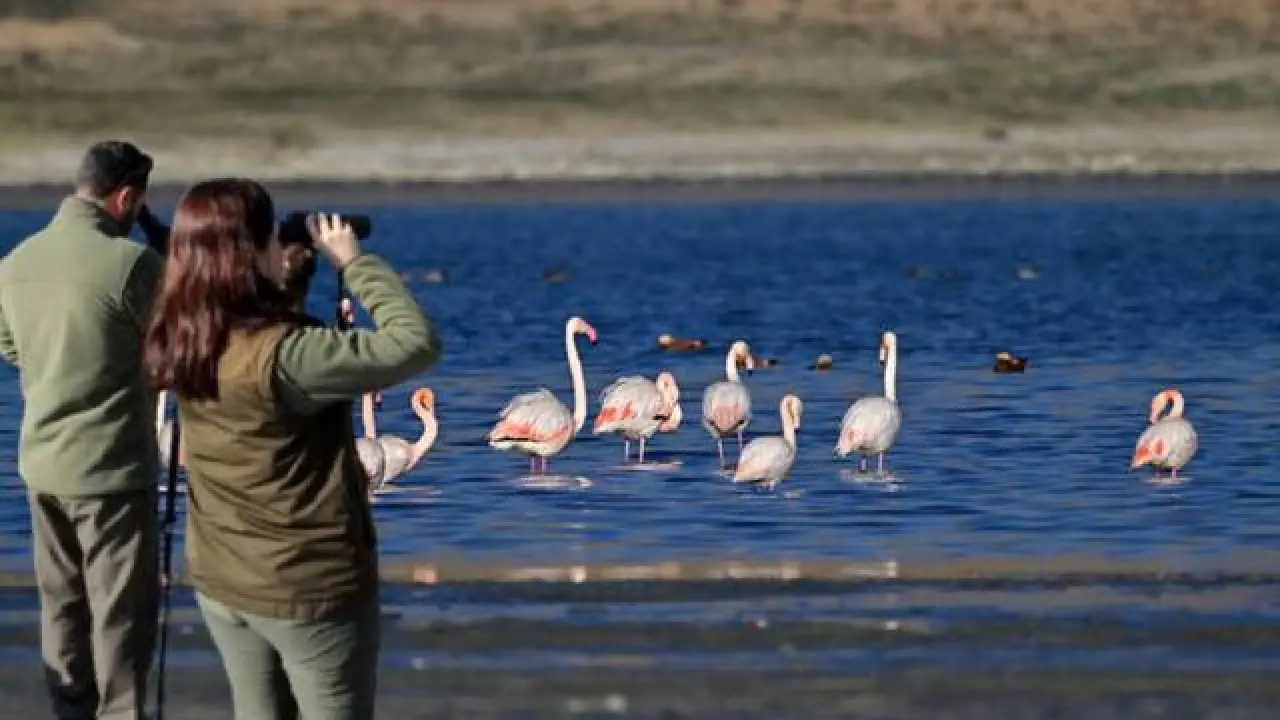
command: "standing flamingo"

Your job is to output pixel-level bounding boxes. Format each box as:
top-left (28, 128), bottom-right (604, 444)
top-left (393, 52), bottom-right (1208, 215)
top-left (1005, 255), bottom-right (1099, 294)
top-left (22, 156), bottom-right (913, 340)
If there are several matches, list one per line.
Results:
top-left (488, 316), bottom-right (598, 474)
top-left (702, 340), bottom-right (755, 468)
top-left (836, 331), bottom-right (902, 475)
top-left (356, 388), bottom-right (439, 493)
top-left (1131, 388), bottom-right (1198, 480)
top-left (734, 394), bottom-right (803, 489)
top-left (593, 371), bottom-right (682, 464)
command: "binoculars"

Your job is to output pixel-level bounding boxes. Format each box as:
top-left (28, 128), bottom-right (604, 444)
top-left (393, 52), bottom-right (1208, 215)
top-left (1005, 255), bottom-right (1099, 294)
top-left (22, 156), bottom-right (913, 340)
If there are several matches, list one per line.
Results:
top-left (278, 212), bottom-right (372, 247)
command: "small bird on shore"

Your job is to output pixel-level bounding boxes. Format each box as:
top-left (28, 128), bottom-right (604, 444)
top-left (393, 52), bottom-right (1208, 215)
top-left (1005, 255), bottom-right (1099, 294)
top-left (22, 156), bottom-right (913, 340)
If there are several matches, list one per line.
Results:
top-left (993, 352), bottom-right (1027, 373)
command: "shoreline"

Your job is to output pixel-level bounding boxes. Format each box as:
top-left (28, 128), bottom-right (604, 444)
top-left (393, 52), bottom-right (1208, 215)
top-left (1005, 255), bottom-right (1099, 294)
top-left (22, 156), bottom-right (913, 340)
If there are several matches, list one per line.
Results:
top-left (0, 124), bottom-right (1279, 207)
top-left (2, 172), bottom-right (1280, 210)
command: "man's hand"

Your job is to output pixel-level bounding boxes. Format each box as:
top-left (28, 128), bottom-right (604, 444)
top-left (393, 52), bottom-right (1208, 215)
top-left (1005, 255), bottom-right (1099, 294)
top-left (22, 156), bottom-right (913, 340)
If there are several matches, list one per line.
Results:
top-left (136, 204), bottom-right (170, 255)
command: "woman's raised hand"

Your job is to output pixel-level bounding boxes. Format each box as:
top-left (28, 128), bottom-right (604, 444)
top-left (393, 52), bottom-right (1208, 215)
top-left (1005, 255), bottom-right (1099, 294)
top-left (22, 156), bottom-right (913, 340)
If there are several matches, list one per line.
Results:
top-left (305, 213), bottom-right (361, 270)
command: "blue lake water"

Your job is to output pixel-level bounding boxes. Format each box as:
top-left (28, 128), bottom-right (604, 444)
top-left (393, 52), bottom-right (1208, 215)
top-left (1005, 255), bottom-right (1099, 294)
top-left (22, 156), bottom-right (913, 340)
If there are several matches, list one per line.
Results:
top-left (1, 196), bottom-right (1279, 713)
top-left (0, 198), bottom-right (1278, 576)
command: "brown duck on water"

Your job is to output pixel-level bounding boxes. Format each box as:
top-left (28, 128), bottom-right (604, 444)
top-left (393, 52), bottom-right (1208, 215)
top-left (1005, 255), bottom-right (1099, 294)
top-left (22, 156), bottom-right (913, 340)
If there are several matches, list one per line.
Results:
top-left (993, 351), bottom-right (1027, 373)
top-left (657, 334), bottom-right (707, 351)
top-left (749, 353), bottom-right (779, 369)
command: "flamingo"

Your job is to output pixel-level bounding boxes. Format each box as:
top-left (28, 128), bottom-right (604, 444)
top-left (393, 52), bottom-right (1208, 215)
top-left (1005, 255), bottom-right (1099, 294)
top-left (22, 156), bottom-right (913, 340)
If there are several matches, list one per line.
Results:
top-left (836, 330), bottom-right (902, 475)
top-left (734, 394), bottom-right (803, 489)
top-left (1131, 388), bottom-right (1198, 480)
top-left (593, 371), bottom-right (682, 464)
top-left (702, 340), bottom-right (754, 468)
top-left (355, 388), bottom-right (439, 493)
top-left (487, 316), bottom-right (597, 474)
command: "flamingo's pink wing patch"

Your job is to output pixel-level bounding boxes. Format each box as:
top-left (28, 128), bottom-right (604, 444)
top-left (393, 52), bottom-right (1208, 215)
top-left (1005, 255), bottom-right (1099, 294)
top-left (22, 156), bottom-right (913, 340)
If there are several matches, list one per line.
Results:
top-left (494, 420), bottom-right (570, 443)
top-left (711, 404), bottom-right (742, 431)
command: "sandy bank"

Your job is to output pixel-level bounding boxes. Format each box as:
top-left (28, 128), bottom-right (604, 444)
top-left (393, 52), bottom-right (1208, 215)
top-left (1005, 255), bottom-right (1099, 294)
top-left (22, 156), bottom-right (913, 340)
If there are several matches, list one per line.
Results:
top-left (3, 125), bottom-right (1280, 187)
top-left (0, 126), bottom-right (1278, 208)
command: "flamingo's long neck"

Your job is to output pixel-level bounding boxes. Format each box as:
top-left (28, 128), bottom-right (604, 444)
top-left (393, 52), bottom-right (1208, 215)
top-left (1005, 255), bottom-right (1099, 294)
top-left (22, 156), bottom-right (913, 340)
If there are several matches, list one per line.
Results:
top-left (781, 403), bottom-right (797, 448)
top-left (725, 349), bottom-right (741, 383)
top-left (883, 344), bottom-right (898, 403)
top-left (567, 326), bottom-right (588, 433)
top-left (1166, 392), bottom-right (1184, 419)
top-left (661, 379), bottom-right (680, 408)
top-left (361, 393), bottom-right (378, 439)
top-left (410, 415), bottom-right (438, 467)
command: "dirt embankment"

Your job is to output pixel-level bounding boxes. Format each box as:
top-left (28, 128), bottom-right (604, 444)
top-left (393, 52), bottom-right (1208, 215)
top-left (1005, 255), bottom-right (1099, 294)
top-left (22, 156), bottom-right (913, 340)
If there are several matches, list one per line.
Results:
top-left (0, 0), bottom-right (1277, 183)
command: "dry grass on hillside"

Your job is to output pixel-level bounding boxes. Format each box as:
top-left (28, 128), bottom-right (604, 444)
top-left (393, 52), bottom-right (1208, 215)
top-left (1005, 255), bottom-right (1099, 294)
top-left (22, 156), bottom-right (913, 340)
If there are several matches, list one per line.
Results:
top-left (39, 0), bottom-right (1280, 43)
top-left (0, 0), bottom-right (1275, 142)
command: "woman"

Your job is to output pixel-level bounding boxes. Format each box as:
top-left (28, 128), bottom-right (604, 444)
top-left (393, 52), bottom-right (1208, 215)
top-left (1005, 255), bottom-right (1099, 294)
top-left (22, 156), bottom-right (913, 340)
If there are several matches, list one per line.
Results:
top-left (144, 178), bottom-right (441, 719)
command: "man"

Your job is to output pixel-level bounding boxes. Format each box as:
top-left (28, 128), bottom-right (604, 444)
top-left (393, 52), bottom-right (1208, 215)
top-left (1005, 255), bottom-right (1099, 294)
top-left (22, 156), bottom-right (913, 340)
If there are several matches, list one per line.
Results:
top-left (0, 141), bottom-right (164, 719)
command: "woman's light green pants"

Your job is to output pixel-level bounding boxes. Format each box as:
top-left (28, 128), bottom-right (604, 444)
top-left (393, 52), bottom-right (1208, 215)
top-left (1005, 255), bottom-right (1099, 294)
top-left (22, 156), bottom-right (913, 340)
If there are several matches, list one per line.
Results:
top-left (196, 593), bottom-right (381, 720)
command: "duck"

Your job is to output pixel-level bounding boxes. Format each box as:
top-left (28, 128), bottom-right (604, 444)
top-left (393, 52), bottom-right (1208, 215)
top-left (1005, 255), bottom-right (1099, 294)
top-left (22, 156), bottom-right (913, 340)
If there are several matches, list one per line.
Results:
top-left (993, 351), bottom-right (1027, 373)
top-left (657, 334), bottom-right (707, 352)
top-left (749, 353), bottom-right (779, 369)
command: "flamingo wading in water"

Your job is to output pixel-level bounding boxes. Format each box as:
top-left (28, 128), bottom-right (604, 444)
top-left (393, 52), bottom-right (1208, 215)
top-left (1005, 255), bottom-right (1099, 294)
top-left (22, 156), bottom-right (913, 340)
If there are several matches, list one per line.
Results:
top-left (836, 331), bottom-right (902, 475)
top-left (1131, 388), bottom-right (1198, 480)
top-left (702, 340), bottom-right (754, 468)
top-left (734, 394), bottom-right (803, 490)
top-left (355, 388), bottom-right (439, 493)
top-left (488, 316), bottom-right (598, 474)
top-left (593, 371), bottom-right (682, 464)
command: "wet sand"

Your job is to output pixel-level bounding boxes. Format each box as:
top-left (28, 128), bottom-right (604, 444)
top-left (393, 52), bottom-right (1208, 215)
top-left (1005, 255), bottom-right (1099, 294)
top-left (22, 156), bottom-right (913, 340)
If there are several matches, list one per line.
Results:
top-left (1, 573), bottom-right (1277, 717)
top-left (2, 172), bottom-right (1280, 212)
top-left (1, 653), bottom-right (1277, 718)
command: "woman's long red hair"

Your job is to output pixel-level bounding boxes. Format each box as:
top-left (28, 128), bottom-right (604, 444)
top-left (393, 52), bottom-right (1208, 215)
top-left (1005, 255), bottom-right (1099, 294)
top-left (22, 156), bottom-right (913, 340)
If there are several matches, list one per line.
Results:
top-left (144, 178), bottom-right (295, 400)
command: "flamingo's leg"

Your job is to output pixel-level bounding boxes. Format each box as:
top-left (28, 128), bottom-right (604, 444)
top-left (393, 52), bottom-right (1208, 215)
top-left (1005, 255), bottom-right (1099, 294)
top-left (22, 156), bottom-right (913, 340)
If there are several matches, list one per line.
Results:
top-left (877, 453), bottom-right (886, 475)
top-left (859, 456), bottom-right (868, 474)
top-left (736, 430), bottom-right (745, 455)
top-left (529, 456), bottom-right (536, 475)
top-left (638, 437), bottom-right (647, 464)
top-left (623, 439), bottom-right (630, 464)
top-left (540, 456), bottom-right (549, 475)
top-left (1171, 467), bottom-right (1179, 481)
top-left (716, 439), bottom-right (725, 468)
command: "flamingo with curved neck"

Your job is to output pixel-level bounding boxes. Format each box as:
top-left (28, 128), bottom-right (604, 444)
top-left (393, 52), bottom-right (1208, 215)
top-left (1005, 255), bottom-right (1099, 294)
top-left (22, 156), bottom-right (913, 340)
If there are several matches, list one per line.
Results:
top-left (702, 340), bottom-right (754, 468)
top-left (734, 394), bottom-right (803, 489)
top-left (594, 370), bottom-right (682, 463)
top-left (488, 316), bottom-right (598, 474)
top-left (356, 388), bottom-right (439, 493)
top-left (1132, 388), bottom-right (1198, 480)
